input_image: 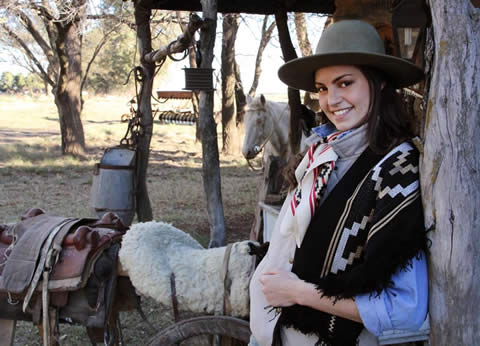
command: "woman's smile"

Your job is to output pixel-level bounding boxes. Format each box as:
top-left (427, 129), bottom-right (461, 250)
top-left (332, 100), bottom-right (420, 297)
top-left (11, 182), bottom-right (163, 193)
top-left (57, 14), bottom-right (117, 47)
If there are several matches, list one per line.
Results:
top-left (331, 107), bottom-right (353, 117)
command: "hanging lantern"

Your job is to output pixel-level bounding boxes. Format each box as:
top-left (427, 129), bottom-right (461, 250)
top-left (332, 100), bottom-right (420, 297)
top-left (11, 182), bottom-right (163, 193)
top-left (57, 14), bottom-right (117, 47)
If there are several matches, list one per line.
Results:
top-left (183, 68), bottom-right (214, 91)
top-left (392, 0), bottom-right (428, 65)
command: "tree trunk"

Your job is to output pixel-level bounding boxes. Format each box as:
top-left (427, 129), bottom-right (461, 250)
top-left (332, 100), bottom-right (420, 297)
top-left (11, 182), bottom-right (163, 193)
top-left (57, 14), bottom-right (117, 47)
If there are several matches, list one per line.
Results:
top-left (234, 61), bottom-right (247, 125)
top-left (294, 12), bottom-right (319, 113)
top-left (221, 13), bottom-right (240, 155)
top-left (422, 1), bottom-right (480, 344)
top-left (294, 13), bottom-right (313, 57)
top-left (53, 2), bottom-right (86, 157)
top-left (134, 4), bottom-right (154, 222)
top-left (248, 16), bottom-right (276, 98)
top-left (199, 0), bottom-right (226, 248)
top-left (275, 11), bottom-right (303, 155)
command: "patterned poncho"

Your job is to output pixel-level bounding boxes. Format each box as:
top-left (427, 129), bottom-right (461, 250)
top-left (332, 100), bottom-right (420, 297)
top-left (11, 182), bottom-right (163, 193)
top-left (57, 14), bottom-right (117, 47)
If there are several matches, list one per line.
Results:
top-left (274, 141), bottom-right (428, 346)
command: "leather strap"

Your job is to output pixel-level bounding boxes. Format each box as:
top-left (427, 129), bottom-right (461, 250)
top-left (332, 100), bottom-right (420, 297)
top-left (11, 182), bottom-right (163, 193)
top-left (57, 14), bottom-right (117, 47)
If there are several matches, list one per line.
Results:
top-left (221, 243), bottom-right (233, 316)
top-left (22, 218), bottom-right (75, 312)
top-left (42, 270), bottom-right (50, 346)
top-left (169, 272), bottom-right (180, 322)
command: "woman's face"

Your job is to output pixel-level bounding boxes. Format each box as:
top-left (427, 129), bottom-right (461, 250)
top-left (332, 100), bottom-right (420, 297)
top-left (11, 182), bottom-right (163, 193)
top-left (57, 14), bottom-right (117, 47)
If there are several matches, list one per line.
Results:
top-left (314, 65), bottom-right (370, 132)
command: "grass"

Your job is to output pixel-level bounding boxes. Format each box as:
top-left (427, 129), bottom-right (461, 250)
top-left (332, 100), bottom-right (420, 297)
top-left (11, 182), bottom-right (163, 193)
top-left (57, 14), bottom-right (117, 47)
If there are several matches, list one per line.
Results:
top-left (0, 94), bottom-right (261, 344)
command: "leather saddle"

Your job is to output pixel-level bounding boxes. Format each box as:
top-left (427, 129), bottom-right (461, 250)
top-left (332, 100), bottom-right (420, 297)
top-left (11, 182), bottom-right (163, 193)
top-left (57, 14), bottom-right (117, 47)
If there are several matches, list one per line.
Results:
top-left (0, 208), bottom-right (137, 345)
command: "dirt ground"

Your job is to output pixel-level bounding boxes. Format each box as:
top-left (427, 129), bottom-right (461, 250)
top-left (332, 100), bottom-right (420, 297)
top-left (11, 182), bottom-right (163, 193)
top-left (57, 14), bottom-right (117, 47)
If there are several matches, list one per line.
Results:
top-left (0, 95), bottom-right (262, 345)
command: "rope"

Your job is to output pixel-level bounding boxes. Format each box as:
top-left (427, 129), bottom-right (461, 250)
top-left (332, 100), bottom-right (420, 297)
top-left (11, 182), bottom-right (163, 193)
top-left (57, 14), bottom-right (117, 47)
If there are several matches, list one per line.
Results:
top-left (166, 40), bottom-right (189, 62)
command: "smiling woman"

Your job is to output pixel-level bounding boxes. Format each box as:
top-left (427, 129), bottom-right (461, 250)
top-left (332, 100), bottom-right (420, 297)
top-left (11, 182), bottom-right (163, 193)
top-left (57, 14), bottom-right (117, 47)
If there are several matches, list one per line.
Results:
top-left (249, 20), bottom-right (429, 346)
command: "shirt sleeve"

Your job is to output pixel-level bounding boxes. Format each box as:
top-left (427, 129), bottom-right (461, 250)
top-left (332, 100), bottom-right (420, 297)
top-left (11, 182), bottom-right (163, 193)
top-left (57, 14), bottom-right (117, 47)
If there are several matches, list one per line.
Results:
top-left (355, 251), bottom-right (428, 336)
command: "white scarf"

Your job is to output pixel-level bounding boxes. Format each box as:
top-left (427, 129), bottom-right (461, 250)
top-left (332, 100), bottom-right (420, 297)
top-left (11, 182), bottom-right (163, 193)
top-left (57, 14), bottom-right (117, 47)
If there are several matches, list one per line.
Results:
top-left (280, 131), bottom-right (342, 247)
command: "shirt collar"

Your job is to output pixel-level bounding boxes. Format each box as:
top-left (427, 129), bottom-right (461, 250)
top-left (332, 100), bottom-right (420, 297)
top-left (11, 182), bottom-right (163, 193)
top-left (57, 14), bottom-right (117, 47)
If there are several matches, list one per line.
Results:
top-left (306, 123), bottom-right (369, 159)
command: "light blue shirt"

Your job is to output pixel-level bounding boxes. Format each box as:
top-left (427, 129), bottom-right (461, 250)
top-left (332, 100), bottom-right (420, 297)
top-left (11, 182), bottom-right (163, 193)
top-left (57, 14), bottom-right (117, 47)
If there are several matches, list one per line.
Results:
top-left (310, 123), bottom-right (429, 337)
top-left (356, 252), bottom-right (428, 336)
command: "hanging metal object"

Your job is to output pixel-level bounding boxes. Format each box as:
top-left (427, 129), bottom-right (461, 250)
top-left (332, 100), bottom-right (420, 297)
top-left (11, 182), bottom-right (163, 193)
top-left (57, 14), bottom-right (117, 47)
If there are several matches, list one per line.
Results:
top-left (183, 68), bottom-right (214, 91)
top-left (90, 147), bottom-right (136, 227)
top-left (392, 0), bottom-right (428, 64)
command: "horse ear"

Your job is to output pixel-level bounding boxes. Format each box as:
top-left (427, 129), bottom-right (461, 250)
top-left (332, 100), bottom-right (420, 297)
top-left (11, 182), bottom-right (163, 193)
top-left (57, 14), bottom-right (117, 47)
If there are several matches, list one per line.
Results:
top-left (260, 94), bottom-right (266, 106)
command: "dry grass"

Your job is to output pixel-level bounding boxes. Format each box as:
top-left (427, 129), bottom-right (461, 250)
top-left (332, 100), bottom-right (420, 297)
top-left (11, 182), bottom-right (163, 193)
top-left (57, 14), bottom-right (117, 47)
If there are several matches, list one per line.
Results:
top-left (0, 94), bottom-right (262, 344)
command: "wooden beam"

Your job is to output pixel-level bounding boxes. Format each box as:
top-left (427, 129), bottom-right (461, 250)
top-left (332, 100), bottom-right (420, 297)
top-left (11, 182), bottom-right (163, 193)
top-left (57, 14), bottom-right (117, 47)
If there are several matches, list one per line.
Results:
top-left (144, 13), bottom-right (204, 64)
top-left (137, 0), bottom-right (336, 14)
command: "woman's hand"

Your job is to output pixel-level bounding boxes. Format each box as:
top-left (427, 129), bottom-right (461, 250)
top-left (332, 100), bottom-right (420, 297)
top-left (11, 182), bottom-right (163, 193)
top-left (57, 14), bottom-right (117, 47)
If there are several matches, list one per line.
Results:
top-left (259, 268), bottom-right (303, 307)
top-left (259, 268), bottom-right (363, 323)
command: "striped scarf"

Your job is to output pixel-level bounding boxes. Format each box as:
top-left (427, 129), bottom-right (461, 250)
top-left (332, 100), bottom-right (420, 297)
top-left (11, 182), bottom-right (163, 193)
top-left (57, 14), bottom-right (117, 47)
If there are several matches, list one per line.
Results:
top-left (280, 131), bottom-right (341, 247)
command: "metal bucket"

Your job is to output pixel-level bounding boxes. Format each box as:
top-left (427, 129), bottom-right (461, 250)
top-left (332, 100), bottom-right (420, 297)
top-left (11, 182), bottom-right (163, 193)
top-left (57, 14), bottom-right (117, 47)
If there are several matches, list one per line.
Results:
top-left (90, 147), bottom-right (136, 226)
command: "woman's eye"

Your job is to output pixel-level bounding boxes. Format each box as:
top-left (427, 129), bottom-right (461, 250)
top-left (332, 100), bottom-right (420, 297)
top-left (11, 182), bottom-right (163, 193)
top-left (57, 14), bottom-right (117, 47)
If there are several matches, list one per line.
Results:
top-left (316, 86), bottom-right (326, 93)
top-left (339, 80), bottom-right (353, 88)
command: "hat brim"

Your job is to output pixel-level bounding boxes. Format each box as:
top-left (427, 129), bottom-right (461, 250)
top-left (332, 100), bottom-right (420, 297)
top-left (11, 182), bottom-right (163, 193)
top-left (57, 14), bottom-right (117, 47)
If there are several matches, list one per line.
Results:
top-left (278, 52), bottom-right (424, 92)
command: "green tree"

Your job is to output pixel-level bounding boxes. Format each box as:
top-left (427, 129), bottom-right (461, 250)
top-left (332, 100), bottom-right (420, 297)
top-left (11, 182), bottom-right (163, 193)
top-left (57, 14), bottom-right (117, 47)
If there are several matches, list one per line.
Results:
top-left (24, 73), bottom-right (44, 92)
top-left (14, 73), bottom-right (25, 91)
top-left (83, 26), bottom-right (136, 94)
top-left (82, 14), bottom-right (174, 95)
top-left (0, 72), bottom-right (15, 91)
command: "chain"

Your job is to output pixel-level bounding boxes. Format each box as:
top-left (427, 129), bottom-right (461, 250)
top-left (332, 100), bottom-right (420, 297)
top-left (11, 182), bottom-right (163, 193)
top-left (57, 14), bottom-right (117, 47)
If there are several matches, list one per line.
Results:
top-left (120, 66), bottom-right (146, 148)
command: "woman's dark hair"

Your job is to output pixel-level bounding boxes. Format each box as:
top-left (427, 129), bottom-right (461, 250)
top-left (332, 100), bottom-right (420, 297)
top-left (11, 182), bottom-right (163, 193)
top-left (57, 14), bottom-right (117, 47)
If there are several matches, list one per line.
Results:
top-left (359, 66), bottom-right (416, 154)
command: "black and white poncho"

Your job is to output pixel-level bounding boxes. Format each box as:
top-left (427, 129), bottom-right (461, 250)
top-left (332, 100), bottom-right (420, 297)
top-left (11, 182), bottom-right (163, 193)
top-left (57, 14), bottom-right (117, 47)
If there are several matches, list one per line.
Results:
top-left (274, 141), bottom-right (428, 346)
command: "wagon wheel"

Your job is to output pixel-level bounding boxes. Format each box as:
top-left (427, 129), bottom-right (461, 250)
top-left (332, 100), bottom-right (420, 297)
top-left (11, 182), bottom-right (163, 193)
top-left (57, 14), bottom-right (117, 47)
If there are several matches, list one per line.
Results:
top-left (146, 316), bottom-right (251, 345)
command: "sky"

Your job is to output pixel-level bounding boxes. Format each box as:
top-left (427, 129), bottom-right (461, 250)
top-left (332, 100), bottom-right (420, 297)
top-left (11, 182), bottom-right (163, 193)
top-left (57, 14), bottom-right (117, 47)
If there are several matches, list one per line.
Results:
top-left (0, 13), bottom-right (327, 95)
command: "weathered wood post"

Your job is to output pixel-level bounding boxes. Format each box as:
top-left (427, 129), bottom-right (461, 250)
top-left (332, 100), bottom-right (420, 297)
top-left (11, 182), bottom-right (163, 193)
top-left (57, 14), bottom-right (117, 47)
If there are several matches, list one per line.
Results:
top-left (134, 3), bottom-right (155, 221)
top-left (136, 12), bottom-right (203, 223)
top-left (199, 0), bottom-right (227, 248)
top-left (421, 1), bottom-right (480, 344)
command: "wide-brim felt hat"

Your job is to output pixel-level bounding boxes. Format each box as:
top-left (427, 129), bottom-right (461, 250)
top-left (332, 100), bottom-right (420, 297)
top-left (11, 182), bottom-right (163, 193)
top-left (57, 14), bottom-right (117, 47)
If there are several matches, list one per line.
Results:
top-left (278, 20), bottom-right (424, 92)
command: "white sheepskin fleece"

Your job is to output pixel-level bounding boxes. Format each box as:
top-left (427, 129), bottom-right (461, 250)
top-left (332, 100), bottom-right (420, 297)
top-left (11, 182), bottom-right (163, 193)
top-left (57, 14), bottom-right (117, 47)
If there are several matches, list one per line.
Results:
top-left (119, 221), bottom-right (255, 318)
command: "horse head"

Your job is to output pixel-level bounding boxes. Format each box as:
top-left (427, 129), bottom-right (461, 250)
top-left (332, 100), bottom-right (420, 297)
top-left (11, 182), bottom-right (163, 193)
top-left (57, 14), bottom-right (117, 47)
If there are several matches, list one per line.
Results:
top-left (242, 94), bottom-right (289, 160)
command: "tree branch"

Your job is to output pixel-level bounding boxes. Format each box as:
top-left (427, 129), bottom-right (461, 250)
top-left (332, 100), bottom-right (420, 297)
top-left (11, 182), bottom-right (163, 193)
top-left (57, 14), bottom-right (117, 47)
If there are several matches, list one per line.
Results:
top-left (86, 14), bottom-right (136, 29)
top-left (16, 10), bottom-right (58, 71)
top-left (0, 22), bottom-right (55, 87)
top-left (80, 22), bottom-right (122, 92)
top-left (144, 12), bottom-right (204, 63)
top-left (86, 12), bottom-right (186, 30)
top-left (248, 15), bottom-right (276, 97)
top-left (27, 2), bottom-right (56, 21)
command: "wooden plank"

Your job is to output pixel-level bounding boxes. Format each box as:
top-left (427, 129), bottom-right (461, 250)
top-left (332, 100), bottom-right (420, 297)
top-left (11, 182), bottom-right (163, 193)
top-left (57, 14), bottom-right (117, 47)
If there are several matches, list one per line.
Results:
top-left (0, 319), bottom-right (16, 346)
top-left (156, 90), bottom-right (193, 99)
